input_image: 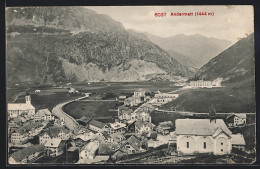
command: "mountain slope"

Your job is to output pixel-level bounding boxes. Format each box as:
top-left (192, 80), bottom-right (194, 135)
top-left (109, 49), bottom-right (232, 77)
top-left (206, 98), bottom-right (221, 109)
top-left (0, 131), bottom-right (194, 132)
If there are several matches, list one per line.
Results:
top-left (161, 33), bottom-right (255, 113)
top-left (166, 50), bottom-right (199, 72)
top-left (145, 33), bottom-right (232, 68)
top-left (6, 7), bottom-right (193, 85)
top-left (190, 33), bottom-right (255, 86)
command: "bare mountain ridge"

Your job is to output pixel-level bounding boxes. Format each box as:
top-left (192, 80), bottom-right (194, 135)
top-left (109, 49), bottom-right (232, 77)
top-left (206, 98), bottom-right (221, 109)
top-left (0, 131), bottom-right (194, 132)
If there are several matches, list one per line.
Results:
top-left (6, 7), bottom-right (193, 85)
top-left (145, 33), bottom-right (232, 68)
top-left (190, 33), bottom-right (255, 86)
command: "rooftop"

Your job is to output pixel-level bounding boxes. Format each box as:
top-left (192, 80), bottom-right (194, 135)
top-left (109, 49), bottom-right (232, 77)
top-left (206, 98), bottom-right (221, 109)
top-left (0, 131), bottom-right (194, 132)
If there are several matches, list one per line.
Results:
top-left (8, 103), bottom-right (35, 111)
top-left (98, 143), bottom-right (119, 155)
top-left (227, 113), bottom-right (247, 119)
top-left (109, 122), bottom-right (126, 130)
top-left (10, 144), bottom-right (45, 162)
top-left (37, 108), bottom-right (52, 115)
top-left (158, 121), bottom-right (174, 129)
top-left (135, 120), bottom-right (155, 129)
top-left (175, 119), bottom-right (232, 137)
top-left (89, 119), bottom-right (106, 129)
top-left (154, 93), bottom-right (179, 98)
top-left (44, 138), bottom-right (62, 148)
top-left (231, 134), bottom-right (246, 146)
top-left (42, 126), bottom-right (70, 138)
top-left (81, 141), bottom-right (99, 154)
top-left (123, 135), bottom-right (142, 150)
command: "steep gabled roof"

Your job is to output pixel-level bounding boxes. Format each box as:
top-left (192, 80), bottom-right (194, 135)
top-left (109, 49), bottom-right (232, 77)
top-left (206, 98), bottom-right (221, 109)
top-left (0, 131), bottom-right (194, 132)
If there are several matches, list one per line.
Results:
top-left (15, 126), bottom-right (27, 135)
top-left (81, 141), bottom-right (99, 154)
top-left (8, 103), bottom-right (35, 111)
top-left (37, 108), bottom-right (52, 115)
top-left (231, 134), bottom-right (246, 146)
top-left (109, 122), bottom-right (126, 130)
top-left (157, 121), bottom-right (174, 129)
top-left (124, 135), bottom-right (142, 151)
top-left (10, 145), bottom-right (45, 162)
top-left (227, 113), bottom-right (247, 119)
top-left (175, 119), bottom-right (232, 137)
top-left (98, 143), bottom-right (119, 155)
top-left (89, 119), bottom-right (106, 129)
top-left (42, 126), bottom-right (70, 138)
top-left (74, 125), bottom-right (91, 135)
top-left (44, 138), bottom-right (62, 148)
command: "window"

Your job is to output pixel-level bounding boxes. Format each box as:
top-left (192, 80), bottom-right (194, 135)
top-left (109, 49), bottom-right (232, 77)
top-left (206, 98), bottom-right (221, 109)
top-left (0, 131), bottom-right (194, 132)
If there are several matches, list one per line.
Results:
top-left (221, 149), bottom-right (223, 152)
top-left (204, 142), bottom-right (206, 149)
top-left (187, 142), bottom-right (189, 148)
top-left (221, 142), bottom-right (223, 145)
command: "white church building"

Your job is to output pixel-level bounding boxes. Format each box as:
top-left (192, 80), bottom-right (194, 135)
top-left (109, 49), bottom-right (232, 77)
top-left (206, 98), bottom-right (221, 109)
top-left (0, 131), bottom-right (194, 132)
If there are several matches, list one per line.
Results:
top-left (175, 119), bottom-right (232, 155)
top-left (8, 94), bottom-right (35, 118)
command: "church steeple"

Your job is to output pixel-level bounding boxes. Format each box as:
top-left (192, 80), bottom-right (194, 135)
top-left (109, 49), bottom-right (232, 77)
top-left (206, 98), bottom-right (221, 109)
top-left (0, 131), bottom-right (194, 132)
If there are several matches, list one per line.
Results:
top-left (25, 93), bottom-right (31, 104)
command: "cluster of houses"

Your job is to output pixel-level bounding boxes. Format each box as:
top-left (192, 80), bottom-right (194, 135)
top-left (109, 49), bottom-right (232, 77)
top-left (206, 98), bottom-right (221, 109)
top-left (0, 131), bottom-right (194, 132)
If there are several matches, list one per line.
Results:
top-left (123, 88), bottom-right (147, 107)
top-left (7, 89), bottom-right (248, 164)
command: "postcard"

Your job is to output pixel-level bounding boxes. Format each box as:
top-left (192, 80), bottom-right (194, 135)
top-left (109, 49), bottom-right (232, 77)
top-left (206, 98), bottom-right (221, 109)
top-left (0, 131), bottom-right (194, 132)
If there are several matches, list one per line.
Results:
top-left (6, 5), bottom-right (255, 164)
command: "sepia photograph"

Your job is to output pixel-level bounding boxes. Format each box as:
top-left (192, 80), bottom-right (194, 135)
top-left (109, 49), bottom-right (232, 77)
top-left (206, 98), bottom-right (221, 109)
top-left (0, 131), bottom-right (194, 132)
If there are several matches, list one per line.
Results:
top-left (5, 5), bottom-right (256, 165)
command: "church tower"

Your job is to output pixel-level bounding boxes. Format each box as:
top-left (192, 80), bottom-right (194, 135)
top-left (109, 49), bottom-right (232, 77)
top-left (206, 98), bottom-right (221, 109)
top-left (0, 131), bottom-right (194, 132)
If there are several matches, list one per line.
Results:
top-left (25, 93), bottom-right (31, 104)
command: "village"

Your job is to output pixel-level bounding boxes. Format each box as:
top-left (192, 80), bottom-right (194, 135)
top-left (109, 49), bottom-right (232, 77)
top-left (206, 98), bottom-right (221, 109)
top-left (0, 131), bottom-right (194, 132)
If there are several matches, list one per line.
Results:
top-left (7, 81), bottom-right (253, 164)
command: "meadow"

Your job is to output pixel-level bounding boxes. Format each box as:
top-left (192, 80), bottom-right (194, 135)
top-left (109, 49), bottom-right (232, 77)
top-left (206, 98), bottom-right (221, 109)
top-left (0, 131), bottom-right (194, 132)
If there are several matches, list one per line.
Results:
top-left (62, 101), bottom-right (121, 119)
top-left (161, 87), bottom-right (255, 113)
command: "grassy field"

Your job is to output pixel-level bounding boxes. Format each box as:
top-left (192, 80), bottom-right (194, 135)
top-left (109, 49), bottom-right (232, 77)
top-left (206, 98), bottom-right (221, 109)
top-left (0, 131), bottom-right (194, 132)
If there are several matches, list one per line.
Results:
top-left (11, 88), bottom-right (82, 111)
top-left (71, 82), bottom-right (181, 94)
top-left (63, 101), bottom-right (121, 119)
top-left (151, 112), bottom-right (186, 126)
top-left (161, 87), bottom-right (255, 113)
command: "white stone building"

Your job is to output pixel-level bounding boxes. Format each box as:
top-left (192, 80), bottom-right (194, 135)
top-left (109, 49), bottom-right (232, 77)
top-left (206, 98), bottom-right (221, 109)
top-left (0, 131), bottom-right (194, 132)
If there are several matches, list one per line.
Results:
top-left (152, 93), bottom-right (179, 105)
top-left (79, 140), bottom-right (100, 159)
top-left (226, 114), bottom-right (247, 127)
top-left (175, 119), bottom-right (232, 155)
top-left (190, 80), bottom-right (213, 88)
top-left (133, 88), bottom-right (146, 97)
top-left (8, 94), bottom-right (35, 118)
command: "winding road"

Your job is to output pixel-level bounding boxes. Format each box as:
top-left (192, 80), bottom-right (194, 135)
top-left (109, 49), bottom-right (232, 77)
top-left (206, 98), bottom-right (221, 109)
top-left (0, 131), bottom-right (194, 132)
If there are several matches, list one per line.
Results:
top-left (52, 96), bottom-right (89, 131)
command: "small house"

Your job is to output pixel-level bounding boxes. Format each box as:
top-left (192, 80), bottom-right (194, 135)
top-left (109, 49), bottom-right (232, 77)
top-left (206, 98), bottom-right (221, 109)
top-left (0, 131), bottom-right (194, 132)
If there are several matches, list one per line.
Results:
top-left (135, 120), bottom-right (155, 136)
top-left (39, 126), bottom-right (71, 145)
top-left (34, 109), bottom-right (54, 121)
top-left (8, 145), bottom-right (45, 164)
top-left (108, 122), bottom-right (126, 134)
top-left (88, 119), bottom-right (109, 133)
top-left (79, 140), bottom-right (99, 159)
top-left (45, 138), bottom-right (66, 157)
top-left (133, 88), bottom-right (146, 98)
top-left (97, 143), bottom-right (120, 156)
top-left (231, 133), bottom-right (246, 151)
top-left (156, 121), bottom-right (174, 135)
top-left (226, 113), bottom-right (247, 127)
top-left (10, 127), bottom-right (29, 145)
top-left (121, 135), bottom-right (145, 154)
